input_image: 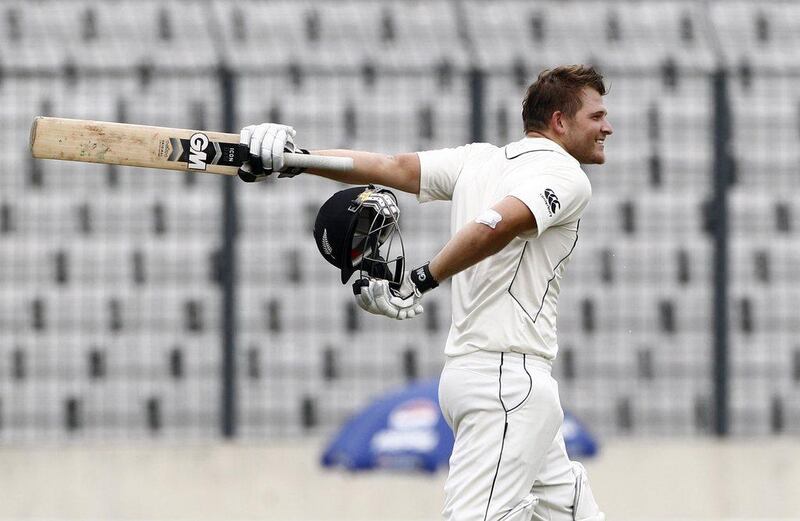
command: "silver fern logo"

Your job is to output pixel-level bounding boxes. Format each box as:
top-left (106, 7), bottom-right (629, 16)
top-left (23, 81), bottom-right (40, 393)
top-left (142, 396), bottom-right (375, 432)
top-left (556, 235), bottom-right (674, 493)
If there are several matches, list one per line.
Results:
top-left (322, 228), bottom-right (333, 257)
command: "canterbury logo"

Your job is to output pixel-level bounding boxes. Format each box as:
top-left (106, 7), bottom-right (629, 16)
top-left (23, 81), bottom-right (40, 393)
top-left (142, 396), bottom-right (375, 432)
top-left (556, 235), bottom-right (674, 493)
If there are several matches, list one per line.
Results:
top-left (544, 188), bottom-right (560, 215)
top-left (321, 229), bottom-right (333, 257)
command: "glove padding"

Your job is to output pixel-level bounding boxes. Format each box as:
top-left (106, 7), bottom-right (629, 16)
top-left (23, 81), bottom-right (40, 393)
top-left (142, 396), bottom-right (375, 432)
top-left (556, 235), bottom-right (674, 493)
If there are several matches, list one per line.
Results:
top-left (359, 190), bottom-right (400, 222)
top-left (354, 273), bottom-right (424, 320)
top-left (238, 123), bottom-right (308, 182)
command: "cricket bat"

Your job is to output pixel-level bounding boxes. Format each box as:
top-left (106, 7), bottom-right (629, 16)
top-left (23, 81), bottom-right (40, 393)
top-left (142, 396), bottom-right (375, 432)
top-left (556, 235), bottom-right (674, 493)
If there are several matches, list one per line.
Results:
top-left (29, 117), bottom-right (353, 175)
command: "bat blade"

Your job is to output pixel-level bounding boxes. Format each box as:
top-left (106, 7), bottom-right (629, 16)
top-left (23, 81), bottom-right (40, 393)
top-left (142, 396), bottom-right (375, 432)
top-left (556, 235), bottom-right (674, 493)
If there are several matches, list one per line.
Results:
top-left (29, 117), bottom-right (353, 175)
top-left (30, 117), bottom-right (245, 175)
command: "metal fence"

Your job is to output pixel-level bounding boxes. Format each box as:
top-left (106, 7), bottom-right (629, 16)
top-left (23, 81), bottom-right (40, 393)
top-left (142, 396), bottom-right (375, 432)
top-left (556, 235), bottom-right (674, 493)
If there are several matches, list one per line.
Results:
top-left (0, 0), bottom-right (798, 443)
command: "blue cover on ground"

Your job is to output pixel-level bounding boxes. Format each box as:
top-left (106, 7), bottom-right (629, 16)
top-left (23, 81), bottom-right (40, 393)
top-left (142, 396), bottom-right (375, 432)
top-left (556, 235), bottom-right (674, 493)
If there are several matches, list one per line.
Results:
top-left (321, 378), bottom-right (598, 472)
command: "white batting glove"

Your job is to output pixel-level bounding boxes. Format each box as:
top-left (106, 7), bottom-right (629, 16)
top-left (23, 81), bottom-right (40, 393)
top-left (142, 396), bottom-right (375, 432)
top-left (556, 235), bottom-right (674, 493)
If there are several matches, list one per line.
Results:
top-left (353, 279), bottom-right (384, 315)
top-left (359, 190), bottom-right (400, 222)
top-left (238, 123), bottom-right (308, 182)
top-left (354, 274), bottom-right (424, 320)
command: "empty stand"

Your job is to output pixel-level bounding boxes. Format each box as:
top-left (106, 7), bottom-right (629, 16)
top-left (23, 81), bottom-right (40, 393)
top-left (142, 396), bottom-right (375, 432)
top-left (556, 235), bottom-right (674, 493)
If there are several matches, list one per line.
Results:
top-left (0, 0), bottom-right (797, 442)
top-left (710, 0), bottom-right (800, 68)
top-left (212, 0), bottom-right (467, 70)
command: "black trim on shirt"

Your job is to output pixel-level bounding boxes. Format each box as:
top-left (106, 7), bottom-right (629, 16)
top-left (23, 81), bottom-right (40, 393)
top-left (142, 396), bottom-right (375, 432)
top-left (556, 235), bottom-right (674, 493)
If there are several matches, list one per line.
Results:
top-left (507, 242), bottom-right (534, 322)
top-left (505, 147), bottom-right (562, 160)
top-left (508, 220), bottom-right (581, 323)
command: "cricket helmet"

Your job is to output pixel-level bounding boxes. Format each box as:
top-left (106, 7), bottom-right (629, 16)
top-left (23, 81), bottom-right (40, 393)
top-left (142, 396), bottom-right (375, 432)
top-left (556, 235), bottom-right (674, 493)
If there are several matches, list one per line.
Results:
top-left (313, 185), bottom-right (405, 286)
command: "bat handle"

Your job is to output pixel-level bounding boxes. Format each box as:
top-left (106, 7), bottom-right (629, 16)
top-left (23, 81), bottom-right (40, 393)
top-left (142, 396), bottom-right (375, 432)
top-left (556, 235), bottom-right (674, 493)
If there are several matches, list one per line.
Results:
top-left (284, 152), bottom-right (354, 172)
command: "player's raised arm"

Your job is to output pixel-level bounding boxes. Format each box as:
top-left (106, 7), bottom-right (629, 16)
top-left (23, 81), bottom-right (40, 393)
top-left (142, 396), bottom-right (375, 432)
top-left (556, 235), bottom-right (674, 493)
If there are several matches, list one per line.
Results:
top-left (354, 195), bottom-right (537, 321)
top-left (238, 122), bottom-right (421, 195)
top-left (427, 196), bottom-right (537, 282)
top-left (307, 149), bottom-right (421, 195)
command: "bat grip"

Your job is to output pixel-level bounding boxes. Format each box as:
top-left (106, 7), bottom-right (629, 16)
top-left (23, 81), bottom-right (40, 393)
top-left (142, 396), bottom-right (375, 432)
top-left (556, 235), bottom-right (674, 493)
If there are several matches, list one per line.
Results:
top-left (284, 152), bottom-right (354, 172)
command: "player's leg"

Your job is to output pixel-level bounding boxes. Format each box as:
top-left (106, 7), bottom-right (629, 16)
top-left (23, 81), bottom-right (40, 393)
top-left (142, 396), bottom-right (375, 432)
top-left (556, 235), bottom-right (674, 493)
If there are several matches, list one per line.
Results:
top-left (530, 430), bottom-right (605, 521)
top-left (439, 351), bottom-right (563, 521)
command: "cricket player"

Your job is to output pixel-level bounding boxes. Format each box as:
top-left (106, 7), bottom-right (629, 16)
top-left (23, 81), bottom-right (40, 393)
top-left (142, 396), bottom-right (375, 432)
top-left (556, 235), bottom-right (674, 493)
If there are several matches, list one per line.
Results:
top-left (240, 65), bottom-right (612, 521)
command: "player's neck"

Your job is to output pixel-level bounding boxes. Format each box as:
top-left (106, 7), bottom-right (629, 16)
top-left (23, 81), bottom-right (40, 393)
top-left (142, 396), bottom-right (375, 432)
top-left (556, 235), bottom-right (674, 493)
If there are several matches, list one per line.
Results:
top-left (525, 130), bottom-right (566, 149)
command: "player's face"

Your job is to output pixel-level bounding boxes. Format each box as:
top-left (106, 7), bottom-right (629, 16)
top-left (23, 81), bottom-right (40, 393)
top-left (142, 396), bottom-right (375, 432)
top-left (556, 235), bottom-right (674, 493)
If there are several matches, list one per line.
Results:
top-left (562, 88), bottom-right (613, 164)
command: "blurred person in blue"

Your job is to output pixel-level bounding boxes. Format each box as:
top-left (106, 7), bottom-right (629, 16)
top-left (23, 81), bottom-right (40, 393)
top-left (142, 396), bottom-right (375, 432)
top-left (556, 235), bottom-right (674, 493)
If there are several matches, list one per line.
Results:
top-left (240, 64), bottom-right (612, 521)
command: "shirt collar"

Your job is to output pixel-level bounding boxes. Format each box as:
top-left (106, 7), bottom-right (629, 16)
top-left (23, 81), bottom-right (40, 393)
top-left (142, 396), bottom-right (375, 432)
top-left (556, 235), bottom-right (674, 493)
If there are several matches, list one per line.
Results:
top-left (504, 136), bottom-right (579, 166)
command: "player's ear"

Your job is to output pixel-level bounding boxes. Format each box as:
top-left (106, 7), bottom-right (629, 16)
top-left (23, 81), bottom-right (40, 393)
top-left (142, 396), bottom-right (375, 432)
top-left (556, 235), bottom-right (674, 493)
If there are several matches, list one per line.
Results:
top-left (550, 111), bottom-right (567, 136)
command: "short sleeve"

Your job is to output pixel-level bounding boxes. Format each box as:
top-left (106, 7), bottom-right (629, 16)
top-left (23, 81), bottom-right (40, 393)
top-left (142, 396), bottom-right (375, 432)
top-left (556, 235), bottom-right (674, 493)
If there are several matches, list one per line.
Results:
top-left (416, 145), bottom-right (471, 202)
top-left (509, 169), bottom-right (591, 238)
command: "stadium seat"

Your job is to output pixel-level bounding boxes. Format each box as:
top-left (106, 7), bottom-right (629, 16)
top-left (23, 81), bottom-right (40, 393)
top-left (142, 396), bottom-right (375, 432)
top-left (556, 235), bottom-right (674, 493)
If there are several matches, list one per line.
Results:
top-left (2, 0), bottom-right (799, 442)
top-left (212, 0), bottom-right (466, 70)
top-left (710, 0), bottom-right (800, 68)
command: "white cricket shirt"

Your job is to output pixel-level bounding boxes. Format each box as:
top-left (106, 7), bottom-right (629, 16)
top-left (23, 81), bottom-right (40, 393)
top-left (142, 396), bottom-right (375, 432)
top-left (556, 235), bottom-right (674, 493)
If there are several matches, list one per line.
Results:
top-left (417, 137), bottom-right (592, 359)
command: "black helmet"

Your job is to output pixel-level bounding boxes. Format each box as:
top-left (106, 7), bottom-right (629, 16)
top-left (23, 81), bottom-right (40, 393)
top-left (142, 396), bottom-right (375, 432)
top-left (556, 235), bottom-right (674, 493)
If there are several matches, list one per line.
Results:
top-left (313, 185), bottom-right (405, 286)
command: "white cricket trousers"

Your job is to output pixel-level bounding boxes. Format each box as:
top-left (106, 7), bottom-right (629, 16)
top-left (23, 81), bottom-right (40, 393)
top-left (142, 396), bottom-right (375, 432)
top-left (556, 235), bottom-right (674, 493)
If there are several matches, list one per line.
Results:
top-left (439, 350), bottom-right (583, 521)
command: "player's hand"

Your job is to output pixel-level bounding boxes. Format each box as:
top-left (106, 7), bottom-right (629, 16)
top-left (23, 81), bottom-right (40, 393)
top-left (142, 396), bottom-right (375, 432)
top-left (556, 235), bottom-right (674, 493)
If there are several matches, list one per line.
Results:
top-left (354, 274), bottom-right (424, 320)
top-left (237, 123), bottom-right (309, 182)
top-left (360, 189), bottom-right (400, 222)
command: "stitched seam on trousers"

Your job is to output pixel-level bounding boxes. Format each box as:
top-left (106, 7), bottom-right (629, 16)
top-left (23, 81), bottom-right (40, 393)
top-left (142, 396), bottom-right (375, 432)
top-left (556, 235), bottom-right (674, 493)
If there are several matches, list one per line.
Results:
top-left (496, 496), bottom-right (530, 521)
top-left (483, 353), bottom-right (507, 521)
top-left (505, 353), bottom-right (534, 414)
top-left (572, 469), bottom-right (582, 521)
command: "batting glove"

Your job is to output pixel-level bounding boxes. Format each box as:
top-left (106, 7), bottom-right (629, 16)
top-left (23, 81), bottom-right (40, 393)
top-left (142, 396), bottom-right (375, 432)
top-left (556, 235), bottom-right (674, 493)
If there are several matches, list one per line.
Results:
top-left (359, 189), bottom-right (400, 222)
top-left (353, 264), bottom-right (438, 321)
top-left (238, 123), bottom-right (309, 182)
top-left (355, 275), bottom-right (423, 320)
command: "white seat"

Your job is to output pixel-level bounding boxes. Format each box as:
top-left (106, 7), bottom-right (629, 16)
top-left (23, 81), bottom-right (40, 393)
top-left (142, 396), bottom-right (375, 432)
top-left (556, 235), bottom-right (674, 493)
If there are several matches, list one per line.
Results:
top-left (603, 238), bottom-right (713, 287)
top-left (627, 384), bottom-right (704, 435)
top-left (709, 0), bottom-right (800, 68)
top-left (644, 331), bottom-right (714, 376)
top-left (238, 74), bottom-right (352, 150)
top-left (749, 242), bottom-right (800, 284)
top-left (728, 189), bottom-right (793, 236)
top-left (464, 0), bottom-right (715, 71)
top-left (212, 0), bottom-right (466, 70)
top-left (77, 191), bottom-right (221, 238)
top-left (728, 287), bottom-right (800, 336)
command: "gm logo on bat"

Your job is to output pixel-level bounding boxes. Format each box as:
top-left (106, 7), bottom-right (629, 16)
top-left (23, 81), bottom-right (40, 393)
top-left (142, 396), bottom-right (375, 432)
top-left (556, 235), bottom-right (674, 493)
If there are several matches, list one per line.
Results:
top-left (188, 132), bottom-right (210, 170)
